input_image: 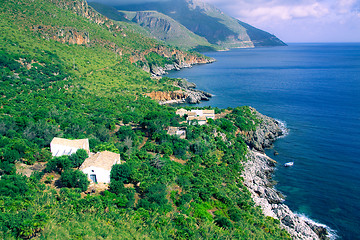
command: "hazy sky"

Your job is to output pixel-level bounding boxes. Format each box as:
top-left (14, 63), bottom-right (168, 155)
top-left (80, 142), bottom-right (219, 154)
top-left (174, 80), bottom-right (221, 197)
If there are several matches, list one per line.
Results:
top-left (203, 0), bottom-right (360, 42)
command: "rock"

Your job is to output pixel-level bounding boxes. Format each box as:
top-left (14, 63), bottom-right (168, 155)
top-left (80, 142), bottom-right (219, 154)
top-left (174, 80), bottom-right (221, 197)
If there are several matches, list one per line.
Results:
top-left (243, 107), bottom-right (284, 152)
top-left (178, 79), bottom-right (196, 89)
top-left (243, 149), bottom-right (329, 240)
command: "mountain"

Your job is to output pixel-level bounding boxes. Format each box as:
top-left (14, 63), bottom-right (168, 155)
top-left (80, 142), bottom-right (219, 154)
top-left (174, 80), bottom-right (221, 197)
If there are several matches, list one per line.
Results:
top-left (90, 2), bottom-right (214, 50)
top-left (89, 0), bottom-right (286, 50)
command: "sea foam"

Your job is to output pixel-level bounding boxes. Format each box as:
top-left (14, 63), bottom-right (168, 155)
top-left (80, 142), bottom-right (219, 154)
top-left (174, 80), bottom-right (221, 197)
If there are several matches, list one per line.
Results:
top-left (275, 119), bottom-right (290, 138)
top-left (297, 213), bottom-right (338, 240)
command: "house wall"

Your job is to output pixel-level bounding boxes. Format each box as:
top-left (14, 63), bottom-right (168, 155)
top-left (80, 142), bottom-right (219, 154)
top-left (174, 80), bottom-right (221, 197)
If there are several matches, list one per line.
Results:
top-left (190, 110), bottom-right (203, 116)
top-left (50, 144), bottom-right (79, 157)
top-left (82, 166), bottom-right (111, 183)
top-left (203, 114), bottom-right (215, 119)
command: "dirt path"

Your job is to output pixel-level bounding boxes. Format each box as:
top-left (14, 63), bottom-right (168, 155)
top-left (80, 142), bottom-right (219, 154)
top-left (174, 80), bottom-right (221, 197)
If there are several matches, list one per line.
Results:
top-left (138, 137), bottom-right (148, 149)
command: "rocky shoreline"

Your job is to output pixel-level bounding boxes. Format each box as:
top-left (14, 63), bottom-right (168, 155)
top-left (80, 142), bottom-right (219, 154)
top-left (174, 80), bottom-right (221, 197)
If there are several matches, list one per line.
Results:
top-left (146, 78), bottom-right (213, 105)
top-left (242, 109), bottom-right (330, 240)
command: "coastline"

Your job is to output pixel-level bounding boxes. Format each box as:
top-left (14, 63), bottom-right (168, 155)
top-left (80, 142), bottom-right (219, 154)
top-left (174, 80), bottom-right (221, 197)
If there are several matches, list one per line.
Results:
top-left (242, 109), bottom-right (330, 240)
top-left (160, 54), bottom-right (333, 239)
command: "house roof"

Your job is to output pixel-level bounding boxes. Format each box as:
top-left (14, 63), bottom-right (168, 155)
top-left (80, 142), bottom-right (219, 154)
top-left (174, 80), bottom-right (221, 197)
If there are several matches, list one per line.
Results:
top-left (51, 137), bottom-right (89, 149)
top-left (80, 151), bottom-right (120, 171)
top-left (176, 108), bottom-right (187, 113)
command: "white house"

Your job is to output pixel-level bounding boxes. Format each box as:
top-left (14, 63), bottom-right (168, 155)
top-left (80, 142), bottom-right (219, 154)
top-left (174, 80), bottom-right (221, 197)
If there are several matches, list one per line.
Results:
top-left (202, 110), bottom-right (215, 119)
top-left (79, 151), bottom-right (121, 183)
top-left (190, 110), bottom-right (204, 116)
top-left (50, 137), bottom-right (90, 157)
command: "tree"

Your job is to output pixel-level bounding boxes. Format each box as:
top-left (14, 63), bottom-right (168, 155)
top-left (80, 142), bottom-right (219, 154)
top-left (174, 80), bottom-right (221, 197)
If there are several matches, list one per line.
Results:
top-left (45, 155), bottom-right (71, 173)
top-left (0, 174), bottom-right (29, 197)
top-left (69, 149), bottom-right (88, 168)
top-left (110, 163), bottom-right (131, 183)
top-left (60, 169), bottom-right (89, 192)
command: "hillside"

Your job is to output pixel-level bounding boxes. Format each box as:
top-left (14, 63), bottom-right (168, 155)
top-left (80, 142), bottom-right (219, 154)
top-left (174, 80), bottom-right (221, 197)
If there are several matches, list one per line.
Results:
top-left (100, 0), bottom-right (286, 50)
top-left (0, 0), bottom-right (290, 239)
top-left (89, 2), bottom-right (214, 50)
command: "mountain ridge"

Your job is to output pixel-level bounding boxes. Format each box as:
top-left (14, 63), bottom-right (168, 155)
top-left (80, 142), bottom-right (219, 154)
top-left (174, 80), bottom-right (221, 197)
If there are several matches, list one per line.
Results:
top-left (89, 0), bottom-right (286, 50)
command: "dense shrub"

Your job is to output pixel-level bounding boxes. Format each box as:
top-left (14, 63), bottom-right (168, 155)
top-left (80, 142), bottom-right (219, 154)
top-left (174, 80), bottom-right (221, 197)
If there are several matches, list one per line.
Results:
top-left (110, 163), bottom-right (131, 183)
top-left (60, 169), bottom-right (89, 192)
top-left (69, 149), bottom-right (89, 168)
top-left (0, 174), bottom-right (29, 197)
top-left (215, 217), bottom-right (233, 229)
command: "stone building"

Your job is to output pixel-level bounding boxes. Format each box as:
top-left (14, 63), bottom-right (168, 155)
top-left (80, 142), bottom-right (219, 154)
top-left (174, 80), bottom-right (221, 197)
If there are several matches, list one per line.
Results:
top-left (79, 151), bottom-right (121, 183)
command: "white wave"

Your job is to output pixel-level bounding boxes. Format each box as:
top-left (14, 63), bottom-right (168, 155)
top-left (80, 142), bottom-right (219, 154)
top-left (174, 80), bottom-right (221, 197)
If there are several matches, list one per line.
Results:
top-left (275, 119), bottom-right (290, 138)
top-left (296, 213), bottom-right (338, 240)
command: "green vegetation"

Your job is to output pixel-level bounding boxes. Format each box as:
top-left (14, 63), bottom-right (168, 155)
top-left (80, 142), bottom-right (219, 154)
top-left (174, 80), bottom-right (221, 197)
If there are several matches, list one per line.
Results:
top-left (0, 0), bottom-right (290, 239)
top-left (106, 0), bottom-right (286, 50)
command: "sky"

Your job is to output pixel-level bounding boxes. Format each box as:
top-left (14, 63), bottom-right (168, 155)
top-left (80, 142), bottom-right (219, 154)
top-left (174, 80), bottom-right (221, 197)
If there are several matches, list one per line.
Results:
top-left (203, 0), bottom-right (360, 42)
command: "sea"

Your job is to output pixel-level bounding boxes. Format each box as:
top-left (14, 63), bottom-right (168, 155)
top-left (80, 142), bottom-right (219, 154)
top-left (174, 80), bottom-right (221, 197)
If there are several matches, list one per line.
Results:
top-left (167, 43), bottom-right (360, 240)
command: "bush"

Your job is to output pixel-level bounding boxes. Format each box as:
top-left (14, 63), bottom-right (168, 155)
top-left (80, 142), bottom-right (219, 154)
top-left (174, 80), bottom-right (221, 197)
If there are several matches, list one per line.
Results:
top-left (45, 155), bottom-right (71, 173)
top-left (0, 174), bottom-right (29, 197)
top-left (110, 163), bottom-right (131, 183)
top-left (69, 149), bottom-right (89, 168)
top-left (215, 217), bottom-right (233, 229)
top-left (228, 208), bottom-right (242, 222)
top-left (60, 169), bottom-right (89, 192)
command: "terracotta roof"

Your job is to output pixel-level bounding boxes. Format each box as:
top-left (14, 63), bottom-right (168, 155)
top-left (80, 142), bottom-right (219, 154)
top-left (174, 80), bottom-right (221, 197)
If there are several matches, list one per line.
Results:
top-left (80, 151), bottom-right (120, 171)
top-left (51, 137), bottom-right (89, 149)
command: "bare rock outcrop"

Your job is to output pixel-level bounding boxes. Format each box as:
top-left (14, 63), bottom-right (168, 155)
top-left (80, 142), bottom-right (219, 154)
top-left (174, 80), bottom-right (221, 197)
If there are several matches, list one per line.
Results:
top-left (241, 110), bottom-right (329, 239)
top-left (243, 150), bottom-right (329, 240)
top-left (145, 78), bottom-right (212, 104)
top-left (243, 107), bottom-right (285, 152)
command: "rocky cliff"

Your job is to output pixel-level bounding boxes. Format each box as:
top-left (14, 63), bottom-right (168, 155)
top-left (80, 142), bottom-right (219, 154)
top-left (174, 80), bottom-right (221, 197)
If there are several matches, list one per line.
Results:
top-left (145, 79), bottom-right (212, 104)
top-left (131, 45), bottom-right (215, 76)
top-left (242, 108), bottom-right (285, 152)
top-left (242, 110), bottom-right (329, 240)
top-left (126, 10), bottom-right (212, 50)
top-left (111, 0), bottom-right (286, 50)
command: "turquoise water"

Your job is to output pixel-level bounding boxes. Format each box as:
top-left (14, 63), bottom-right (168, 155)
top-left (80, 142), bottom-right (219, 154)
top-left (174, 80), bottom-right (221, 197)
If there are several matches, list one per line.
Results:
top-left (167, 43), bottom-right (360, 239)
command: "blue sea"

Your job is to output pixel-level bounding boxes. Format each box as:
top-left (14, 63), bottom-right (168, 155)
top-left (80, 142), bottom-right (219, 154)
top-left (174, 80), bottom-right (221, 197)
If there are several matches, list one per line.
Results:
top-left (168, 43), bottom-right (360, 240)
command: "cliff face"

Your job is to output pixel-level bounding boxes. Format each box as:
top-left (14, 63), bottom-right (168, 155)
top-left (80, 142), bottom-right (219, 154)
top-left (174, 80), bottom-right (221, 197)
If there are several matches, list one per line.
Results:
top-left (243, 108), bottom-right (284, 152)
top-left (34, 0), bottom-right (213, 75)
top-left (145, 79), bottom-right (212, 104)
top-left (34, 26), bottom-right (90, 45)
top-left (131, 45), bottom-right (215, 76)
top-left (112, 0), bottom-right (286, 50)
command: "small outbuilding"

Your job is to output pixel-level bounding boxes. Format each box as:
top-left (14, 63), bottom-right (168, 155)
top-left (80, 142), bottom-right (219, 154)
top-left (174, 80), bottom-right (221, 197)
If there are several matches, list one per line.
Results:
top-left (167, 127), bottom-right (187, 139)
top-left (79, 151), bottom-right (121, 183)
top-left (50, 137), bottom-right (90, 157)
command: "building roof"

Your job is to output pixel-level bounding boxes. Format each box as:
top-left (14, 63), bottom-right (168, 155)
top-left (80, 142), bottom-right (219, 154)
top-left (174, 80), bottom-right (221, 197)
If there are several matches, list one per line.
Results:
top-left (51, 137), bottom-right (89, 149)
top-left (80, 151), bottom-right (120, 171)
top-left (176, 108), bottom-right (188, 113)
